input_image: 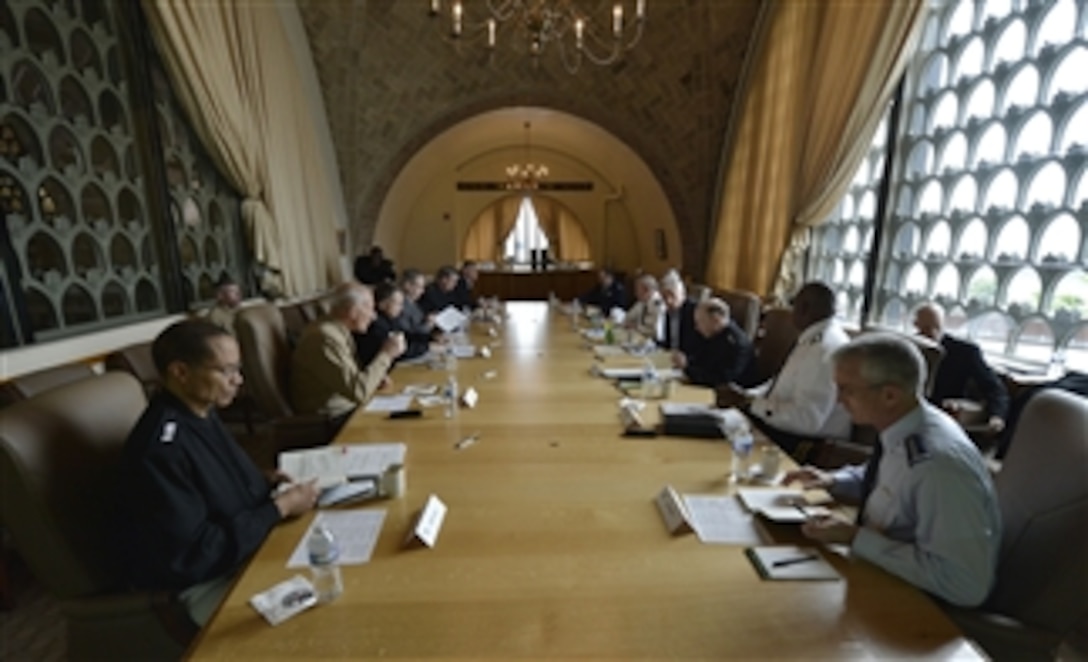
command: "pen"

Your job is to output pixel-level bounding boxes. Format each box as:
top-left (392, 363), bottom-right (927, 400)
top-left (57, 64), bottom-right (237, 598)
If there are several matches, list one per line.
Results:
top-left (455, 434), bottom-right (479, 450)
top-left (771, 554), bottom-right (819, 568)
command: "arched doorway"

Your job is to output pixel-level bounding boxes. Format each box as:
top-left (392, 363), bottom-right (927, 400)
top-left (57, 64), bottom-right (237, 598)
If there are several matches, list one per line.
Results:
top-left (463, 195), bottom-right (591, 265)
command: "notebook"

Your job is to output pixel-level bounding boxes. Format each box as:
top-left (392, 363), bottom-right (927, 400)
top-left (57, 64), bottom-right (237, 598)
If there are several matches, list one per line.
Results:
top-left (744, 545), bottom-right (841, 581)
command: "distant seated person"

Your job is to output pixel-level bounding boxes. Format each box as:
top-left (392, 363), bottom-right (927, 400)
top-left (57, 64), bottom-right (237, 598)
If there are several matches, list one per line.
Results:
top-left (656, 270), bottom-right (698, 356)
top-left (204, 272), bottom-right (242, 334)
top-left (354, 246), bottom-right (396, 286)
top-left (453, 261), bottom-right (480, 310)
top-left (114, 319), bottom-right (319, 627)
top-left (716, 281), bottom-right (851, 463)
top-left (784, 334), bottom-right (1001, 607)
top-left (624, 273), bottom-right (665, 340)
top-left (673, 297), bottom-right (754, 388)
top-left (355, 281), bottom-right (432, 369)
top-left (290, 282), bottom-right (406, 425)
top-left (913, 303), bottom-right (1009, 434)
top-left (579, 268), bottom-right (627, 314)
top-left (400, 268), bottom-right (438, 337)
top-left (419, 265), bottom-right (460, 315)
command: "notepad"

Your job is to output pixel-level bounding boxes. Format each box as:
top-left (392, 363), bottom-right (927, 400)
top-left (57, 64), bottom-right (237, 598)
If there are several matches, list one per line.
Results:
top-left (736, 488), bottom-right (834, 523)
top-left (744, 546), bottom-right (841, 581)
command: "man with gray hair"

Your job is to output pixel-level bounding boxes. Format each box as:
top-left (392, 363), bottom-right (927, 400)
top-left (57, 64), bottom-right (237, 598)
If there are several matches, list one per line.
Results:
top-left (624, 273), bottom-right (665, 339)
top-left (673, 297), bottom-right (754, 387)
top-left (657, 270), bottom-right (698, 355)
top-left (291, 282), bottom-right (406, 425)
top-left (783, 333), bottom-right (1001, 607)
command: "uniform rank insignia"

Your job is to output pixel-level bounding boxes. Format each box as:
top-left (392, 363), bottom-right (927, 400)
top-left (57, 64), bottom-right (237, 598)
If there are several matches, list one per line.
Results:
top-left (905, 434), bottom-right (930, 466)
top-left (161, 421), bottom-right (177, 443)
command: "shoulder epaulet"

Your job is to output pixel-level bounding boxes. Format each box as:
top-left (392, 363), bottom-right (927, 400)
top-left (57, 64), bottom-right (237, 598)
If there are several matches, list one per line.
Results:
top-left (905, 434), bottom-right (931, 466)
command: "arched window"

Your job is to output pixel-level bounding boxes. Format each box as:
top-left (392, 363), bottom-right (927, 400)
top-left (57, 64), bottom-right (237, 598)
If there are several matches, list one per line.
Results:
top-left (1011, 112), bottom-right (1052, 160)
top-left (992, 216), bottom-right (1030, 261)
top-left (503, 197), bottom-right (551, 264)
top-left (992, 20), bottom-right (1027, 70)
top-left (1001, 65), bottom-right (1039, 114)
top-left (926, 222), bottom-right (953, 259)
top-left (1023, 162), bottom-right (1066, 210)
top-left (938, 132), bottom-right (968, 172)
top-left (1035, 214), bottom-right (1082, 263)
top-left (1045, 46), bottom-right (1088, 103)
top-left (1034, 0), bottom-right (1077, 55)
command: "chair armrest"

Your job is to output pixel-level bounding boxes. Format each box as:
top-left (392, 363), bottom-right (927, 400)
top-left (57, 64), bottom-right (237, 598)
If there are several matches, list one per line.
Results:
top-left (944, 606), bottom-right (1063, 661)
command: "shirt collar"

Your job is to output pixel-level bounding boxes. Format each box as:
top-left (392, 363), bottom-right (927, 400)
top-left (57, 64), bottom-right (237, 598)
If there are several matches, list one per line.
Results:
top-left (879, 404), bottom-right (926, 453)
top-left (798, 317), bottom-right (836, 345)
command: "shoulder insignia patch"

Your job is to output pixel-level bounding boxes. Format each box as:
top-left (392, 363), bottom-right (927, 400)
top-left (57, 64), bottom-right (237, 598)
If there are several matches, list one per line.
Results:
top-left (160, 421), bottom-right (177, 443)
top-left (905, 434), bottom-right (930, 466)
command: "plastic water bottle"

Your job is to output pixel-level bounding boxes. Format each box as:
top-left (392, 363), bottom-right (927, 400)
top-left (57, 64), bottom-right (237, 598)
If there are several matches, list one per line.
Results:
top-left (571, 299), bottom-right (582, 329)
top-left (642, 357), bottom-right (660, 398)
top-left (307, 523), bottom-right (343, 603)
top-left (445, 375), bottom-right (459, 419)
top-left (731, 432), bottom-right (754, 483)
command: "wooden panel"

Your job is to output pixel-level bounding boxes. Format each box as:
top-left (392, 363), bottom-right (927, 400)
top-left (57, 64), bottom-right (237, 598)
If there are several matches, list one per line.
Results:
top-left (476, 270), bottom-right (597, 301)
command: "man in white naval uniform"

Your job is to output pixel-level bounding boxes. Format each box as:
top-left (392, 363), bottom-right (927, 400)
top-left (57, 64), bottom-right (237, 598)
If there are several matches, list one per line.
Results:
top-left (784, 333), bottom-right (1001, 607)
top-left (716, 282), bottom-right (851, 462)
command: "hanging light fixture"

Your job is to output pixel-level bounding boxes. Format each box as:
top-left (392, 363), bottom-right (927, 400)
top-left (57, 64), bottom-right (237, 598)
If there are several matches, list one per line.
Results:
top-left (428, 0), bottom-right (647, 73)
top-left (505, 121), bottom-right (549, 191)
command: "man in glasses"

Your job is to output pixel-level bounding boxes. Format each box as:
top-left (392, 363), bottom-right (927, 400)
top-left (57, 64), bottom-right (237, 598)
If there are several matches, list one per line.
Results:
top-left (115, 319), bottom-right (318, 628)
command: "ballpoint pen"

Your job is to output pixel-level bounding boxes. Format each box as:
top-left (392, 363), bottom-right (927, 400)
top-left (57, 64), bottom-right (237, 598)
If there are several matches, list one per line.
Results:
top-left (455, 433), bottom-right (480, 450)
top-left (771, 554), bottom-right (819, 568)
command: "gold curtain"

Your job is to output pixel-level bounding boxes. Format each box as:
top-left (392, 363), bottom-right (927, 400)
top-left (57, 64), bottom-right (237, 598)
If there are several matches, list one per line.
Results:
top-left (706, 0), bottom-right (926, 300)
top-left (529, 196), bottom-right (559, 248)
top-left (143, 1), bottom-right (345, 296)
top-left (462, 196), bottom-right (525, 261)
top-left (557, 209), bottom-right (591, 262)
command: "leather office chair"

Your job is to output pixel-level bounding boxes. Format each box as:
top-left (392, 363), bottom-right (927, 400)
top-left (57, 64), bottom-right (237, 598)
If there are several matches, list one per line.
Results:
top-left (278, 301), bottom-right (309, 347)
top-left (104, 341), bottom-right (160, 398)
top-left (948, 389), bottom-right (1088, 660)
top-left (0, 362), bottom-right (97, 407)
top-left (715, 288), bottom-right (761, 340)
top-left (0, 372), bottom-right (192, 661)
top-left (235, 304), bottom-right (338, 462)
top-left (750, 307), bottom-right (799, 386)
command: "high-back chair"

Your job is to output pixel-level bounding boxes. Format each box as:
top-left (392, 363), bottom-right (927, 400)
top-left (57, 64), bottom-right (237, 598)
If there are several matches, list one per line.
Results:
top-left (750, 307), bottom-right (798, 386)
top-left (0, 362), bottom-right (97, 407)
top-left (715, 288), bottom-right (761, 340)
top-left (104, 341), bottom-right (161, 398)
top-left (235, 304), bottom-right (337, 457)
top-left (0, 372), bottom-right (193, 661)
top-left (949, 389), bottom-right (1088, 660)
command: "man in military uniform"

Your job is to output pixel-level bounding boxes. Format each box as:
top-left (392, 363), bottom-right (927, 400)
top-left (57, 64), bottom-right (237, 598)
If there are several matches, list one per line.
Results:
top-left (674, 297), bottom-right (754, 387)
top-left (115, 319), bottom-right (319, 627)
top-left (716, 281), bottom-right (851, 461)
top-left (783, 333), bottom-right (1001, 607)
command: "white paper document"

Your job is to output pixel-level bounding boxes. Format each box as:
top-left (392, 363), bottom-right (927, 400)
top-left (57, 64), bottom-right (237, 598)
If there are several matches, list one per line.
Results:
top-left (435, 306), bottom-right (469, 333)
top-left (736, 488), bottom-right (832, 523)
top-left (287, 510), bottom-right (386, 568)
top-left (403, 384), bottom-right (438, 396)
top-left (279, 443), bottom-right (407, 488)
top-left (682, 495), bottom-right (765, 545)
top-left (598, 367), bottom-right (684, 381)
top-left (450, 344), bottom-right (477, 359)
top-left (364, 394), bottom-right (415, 412)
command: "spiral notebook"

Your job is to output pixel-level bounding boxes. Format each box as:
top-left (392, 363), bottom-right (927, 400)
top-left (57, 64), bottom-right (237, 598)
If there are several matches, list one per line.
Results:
top-left (744, 545), bottom-right (841, 581)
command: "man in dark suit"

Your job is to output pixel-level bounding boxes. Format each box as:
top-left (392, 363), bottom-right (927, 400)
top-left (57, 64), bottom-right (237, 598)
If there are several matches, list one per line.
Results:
top-left (354, 246), bottom-right (396, 285)
top-left (674, 297), bottom-right (754, 387)
top-left (579, 268), bottom-right (627, 313)
top-left (419, 265), bottom-right (460, 315)
top-left (355, 281), bottom-right (431, 371)
top-left (657, 271), bottom-right (698, 356)
top-left (914, 303), bottom-right (1009, 434)
top-left (452, 261), bottom-right (479, 310)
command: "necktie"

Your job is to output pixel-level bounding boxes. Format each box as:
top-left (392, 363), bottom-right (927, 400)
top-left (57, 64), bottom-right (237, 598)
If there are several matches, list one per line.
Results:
top-left (856, 439), bottom-right (884, 525)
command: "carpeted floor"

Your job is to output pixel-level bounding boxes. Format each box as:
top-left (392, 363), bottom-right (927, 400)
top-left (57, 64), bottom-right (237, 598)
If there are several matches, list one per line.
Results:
top-left (0, 554), bottom-right (66, 662)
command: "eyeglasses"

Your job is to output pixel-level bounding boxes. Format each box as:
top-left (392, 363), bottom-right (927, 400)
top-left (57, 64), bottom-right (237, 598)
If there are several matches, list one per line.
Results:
top-left (200, 363), bottom-right (243, 378)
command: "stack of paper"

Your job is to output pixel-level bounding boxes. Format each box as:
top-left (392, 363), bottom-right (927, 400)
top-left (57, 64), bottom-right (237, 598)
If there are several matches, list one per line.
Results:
top-left (434, 306), bottom-right (469, 333)
top-left (681, 494), bottom-right (765, 545)
top-left (744, 545), bottom-right (840, 581)
top-left (278, 443), bottom-right (407, 488)
top-left (364, 395), bottom-right (415, 413)
top-left (286, 510), bottom-right (386, 568)
top-left (736, 488), bottom-right (833, 523)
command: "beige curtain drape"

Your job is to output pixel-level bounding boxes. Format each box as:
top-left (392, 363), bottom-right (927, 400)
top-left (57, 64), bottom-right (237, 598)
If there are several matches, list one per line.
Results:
top-left (557, 209), bottom-right (591, 261)
top-left (706, 0), bottom-right (926, 300)
top-left (143, 1), bottom-right (345, 296)
top-left (462, 196), bottom-right (526, 261)
top-left (529, 196), bottom-right (559, 248)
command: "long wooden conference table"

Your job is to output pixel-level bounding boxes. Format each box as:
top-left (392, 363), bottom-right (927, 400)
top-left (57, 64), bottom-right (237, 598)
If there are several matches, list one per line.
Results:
top-left (188, 302), bottom-right (980, 660)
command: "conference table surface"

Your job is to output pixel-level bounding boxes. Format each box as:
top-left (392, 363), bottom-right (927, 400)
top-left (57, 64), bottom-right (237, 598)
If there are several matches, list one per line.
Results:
top-left (188, 302), bottom-right (980, 660)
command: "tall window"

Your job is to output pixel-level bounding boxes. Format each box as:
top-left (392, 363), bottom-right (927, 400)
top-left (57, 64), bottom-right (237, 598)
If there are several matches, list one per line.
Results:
top-left (503, 196), bottom-right (551, 264)
top-left (808, 0), bottom-right (1088, 372)
top-left (0, 0), bottom-right (246, 348)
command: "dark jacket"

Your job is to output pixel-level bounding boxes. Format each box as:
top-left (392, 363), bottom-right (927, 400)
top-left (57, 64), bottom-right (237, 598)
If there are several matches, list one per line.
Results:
top-left (115, 391), bottom-right (280, 590)
top-left (452, 278), bottom-right (478, 310)
top-left (579, 280), bottom-right (627, 313)
top-left (684, 319), bottom-right (755, 388)
top-left (930, 334), bottom-right (1009, 419)
top-left (354, 256), bottom-right (395, 285)
top-left (419, 283), bottom-right (457, 315)
top-left (354, 312), bottom-right (429, 368)
top-left (658, 300), bottom-right (699, 356)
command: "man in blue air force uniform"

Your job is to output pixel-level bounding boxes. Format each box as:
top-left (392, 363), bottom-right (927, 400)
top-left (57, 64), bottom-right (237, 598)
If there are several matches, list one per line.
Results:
top-left (784, 334), bottom-right (1001, 607)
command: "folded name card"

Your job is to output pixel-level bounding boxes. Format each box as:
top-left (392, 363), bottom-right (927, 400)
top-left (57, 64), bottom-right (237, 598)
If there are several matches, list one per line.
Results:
top-left (460, 387), bottom-right (479, 409)
top-left (479, 346), bottom-right (492, 358)
top-left (655, 485), bottom-right (694, 535)
top-left (405, 494), bottom-right (447, 549)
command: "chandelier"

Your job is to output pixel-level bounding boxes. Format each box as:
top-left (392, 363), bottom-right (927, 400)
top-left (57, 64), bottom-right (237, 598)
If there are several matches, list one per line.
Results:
top-left (428, 1), bottom-right (647, 73)
top-left (505, 121), bottom-right (549, 191)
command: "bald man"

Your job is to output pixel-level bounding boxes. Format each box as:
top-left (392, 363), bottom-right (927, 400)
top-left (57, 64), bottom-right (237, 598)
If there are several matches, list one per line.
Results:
top-left (673, 297), bottom-right (754, 387)
top-left (914, 303), bottom-right (1008, 433)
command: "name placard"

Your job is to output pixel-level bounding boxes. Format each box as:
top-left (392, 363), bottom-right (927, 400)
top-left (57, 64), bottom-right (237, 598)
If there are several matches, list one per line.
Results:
top-left (461, 386), bottom-right (479, 409)
top-left (654, 485), bottom-right (694, 535)
top-left (479, 345), bottom-right (492, 358)
top-left (405, 494), bottom-right (447, 549)
top-left (619, 404), bottom-right (645, 430)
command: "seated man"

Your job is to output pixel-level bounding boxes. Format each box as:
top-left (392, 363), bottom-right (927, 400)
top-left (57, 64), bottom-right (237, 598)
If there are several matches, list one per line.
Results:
top-left (291, 282), bottom-right (406, 423)
top-left (452, 261), bottom-right (480, 310)
top-left (400, 268), bottom-right (437, 337)
top-left (657, 270), bottom-right (699, 356)
top-left (114, 319), bottom-right (318, 627)
top-left (354, 246), bottom-right (396, 285)
top-left (419, 265), bottom-right (460, 315)
top-left (716, 281), bottom-right (850, 462)
top-left (674, 297), bottom-right (754, 388)
top-left (783, 333), bottom-right (1001, 608)
top-left (624, 273), bottom-right (665, 340)
top-left (914, 303), bottom-right (1009, 434)
top-left (355, 281), bottom-right (431, 368)
top-left (204, 272), bottom-right (242, 335)
top-left (579, 268), bottom-right (627, 313)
